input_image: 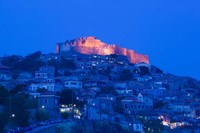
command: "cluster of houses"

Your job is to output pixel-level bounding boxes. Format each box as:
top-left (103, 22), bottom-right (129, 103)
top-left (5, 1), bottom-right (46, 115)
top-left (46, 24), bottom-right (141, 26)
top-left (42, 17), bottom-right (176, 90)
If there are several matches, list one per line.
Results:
top-left (0, 52), bottom-right (200, 132)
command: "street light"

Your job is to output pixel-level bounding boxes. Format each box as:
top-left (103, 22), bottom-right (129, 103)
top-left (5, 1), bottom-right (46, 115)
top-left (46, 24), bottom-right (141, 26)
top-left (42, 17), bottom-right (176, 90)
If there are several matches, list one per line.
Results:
top-left (11, 114), bottom-right (15, 118)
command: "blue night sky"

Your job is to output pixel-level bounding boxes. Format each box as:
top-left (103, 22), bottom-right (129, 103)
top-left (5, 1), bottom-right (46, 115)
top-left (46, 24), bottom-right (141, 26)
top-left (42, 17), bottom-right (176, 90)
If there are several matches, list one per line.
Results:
top-left (0, 0), bottom-right (200, 79)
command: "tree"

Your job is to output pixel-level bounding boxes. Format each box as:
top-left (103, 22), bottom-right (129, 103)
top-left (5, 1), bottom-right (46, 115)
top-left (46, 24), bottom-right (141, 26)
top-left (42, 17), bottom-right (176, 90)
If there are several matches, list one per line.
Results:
top-left (0, 86), bottom-right (9, 105)
top-left (2, 51), bottom-right (45, 74)
top-left (61, 112), bottom-right (70, 119)
top-left (47, 58), bottom-right (76, 76)
top-left (139, 66), bottom-right (150, 76)
top-left (110, 54), bottom-right (118, 59)
top-left (3, 93), bottom-right (36, 127)
top-left (35, 108), bottom-right (49, 121)
top-left (36, 88), bottom-right (48, 93)
top-left (0, 112), bottom-right (9, 133)
top-left (154, 101), bottom-right (165, 109)
top-left (89, 66), bottom-right (97, 75)
top-left (56, 89), bottom-right (77, 105)
top-left (113, 101), bottom-right (124, 114)
top-left (60, 58), bottom-right (76, 69)
top-left (155, 68), bottom-right (163, 74)
top-left (21, 51), bottom-right (45, 72)
top-left (1, 55), bottom-right (23, 69)
top-left (10, 84), bottom-right (27, 94)
top-left (97, 86), bottom-right (118, 96)
top-left (8, 94), bottom-right (30, 127)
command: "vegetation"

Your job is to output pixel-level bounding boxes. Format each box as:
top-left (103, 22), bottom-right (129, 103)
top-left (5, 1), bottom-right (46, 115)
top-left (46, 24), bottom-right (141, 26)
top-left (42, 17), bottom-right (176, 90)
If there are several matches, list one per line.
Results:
top-left (35, 108), bottom-right (49, 121)
top-left (56, 89), bottom-right (84, 108)
top-left (0, 90), bottom-right (38, 130)
top-left (10, 84), bottom-right (27, 94)
top-left (113, 101), bottom-right (124, 114)
top-left (2, 51), bottom-right (45, 78)
top-left (138, 66), bottom-right (150, 76)
top-left (36, 88), bottom-right (48, 93)
top-left (98, 66), bottom-right (111, 77)
top-left (97, 86), bottom-right (118, 96)
top-left (0, 112), bottom-right (9, 133)
top-left (61, 112), bottom-right (70, 119)
top-left (0, 86), bottom-right (10, 105)
top-left (153, 101), bottom-right (165, 109)
top-left (47, 57), bottom-right (76, 76)
top-left (119, 69), bottom-right (132, 81)
top-left (1, 51), bottom-right (76, 78)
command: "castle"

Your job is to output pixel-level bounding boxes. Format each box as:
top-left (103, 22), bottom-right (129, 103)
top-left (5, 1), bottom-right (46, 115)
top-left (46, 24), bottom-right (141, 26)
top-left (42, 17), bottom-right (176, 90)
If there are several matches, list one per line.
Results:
top-left (56, 36), bottom-right (149, 64)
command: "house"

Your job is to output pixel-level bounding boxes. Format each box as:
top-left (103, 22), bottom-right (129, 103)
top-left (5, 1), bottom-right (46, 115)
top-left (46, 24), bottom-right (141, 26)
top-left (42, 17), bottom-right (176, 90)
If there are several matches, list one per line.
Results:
top-left (87, 109), bottom-right (123, 122)
top-left (84, 80), bottom-right (108, 91)
top-left (87, 95), bottom-right (115, 120)
top-left (123, 65), bottom-right (136, 72)
top-left (29, 83), bottom-right (55, 92)
top-left (87, 108), bottom-right (101, 120)
top-left (116, 88), bottom-right (133, 96)
top-left (16, 72), bottom-right (33, 83)
top-left (134, 76), bottom-right (153, 82)
top-left (170, 104), bottom-right (191, 113)
top-left (132, 121), bottom-right (144, 133)
top-left (113, 82), bottom-right (127, 89)
top-left (96, 94), bottom-right (116, 101)
top-left (40, 53), bottom-right (61, 63)
top-left (65, 74), bottom-right (85, 81)
top-left (79, 89), bottom-right (96, 101)
top-left (38, 92), bottom-right (60, 109)
top-left (87, 109), bottom-right (118, 121)
top-left (0, 81), bottom-right (14, 90)
top-left (193, 106), bottom-right (200, 118)
top-left (0, 65), bottom-right (12, 81)
top-left (87, 98), bottom-right (115, 113)
top-left (110, 71), bottom-right (120, 81)
top-left (143, 88), bottom-right (165, 98)
top-left (37, 92), bottom-right (60, 119)
top-left (122, 98), bottom-right (146, 115)
top-left (57, 68), bottom-right (73, 76)
top-left (111, 65), bottom-right (124, 73)
top-left (137, 93), bottom-right (153, 109)
top-left (35, 66), bottom-right (55, 83)
top-left (88, 74), bottom-right (109, 83)
top-left (64, 80), bottom-right (82, 89)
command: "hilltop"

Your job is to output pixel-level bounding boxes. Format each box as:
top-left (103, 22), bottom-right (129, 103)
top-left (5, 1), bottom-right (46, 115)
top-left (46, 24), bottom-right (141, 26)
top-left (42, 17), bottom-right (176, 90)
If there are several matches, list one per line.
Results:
top-left (56, 36), bottom-right (149, 64)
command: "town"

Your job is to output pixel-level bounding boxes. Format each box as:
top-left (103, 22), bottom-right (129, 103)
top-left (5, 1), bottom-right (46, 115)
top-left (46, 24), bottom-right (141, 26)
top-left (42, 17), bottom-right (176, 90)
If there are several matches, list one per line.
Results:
top-left (0, 37), bottom-right (200, 133)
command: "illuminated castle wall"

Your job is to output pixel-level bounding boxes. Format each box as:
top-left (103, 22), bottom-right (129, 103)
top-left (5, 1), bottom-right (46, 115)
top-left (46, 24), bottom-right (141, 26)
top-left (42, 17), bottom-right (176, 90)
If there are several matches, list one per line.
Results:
top-left (56, 36), bottom-right (149, 64)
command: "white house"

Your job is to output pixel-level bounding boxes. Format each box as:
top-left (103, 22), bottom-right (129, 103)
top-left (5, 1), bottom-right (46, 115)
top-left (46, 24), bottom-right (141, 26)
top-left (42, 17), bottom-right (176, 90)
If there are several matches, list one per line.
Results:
top-left (35, 66), bottom-right (55, 80)
top-left (113, 82), bottom-right (127, 89)
top-left (64, 80), bottom-right (82, 89)
top-left (0, 65), bottom-right (12, 81)
top-left (132, 121), bottom-right (144, 133)
top-left (29, 83), bottom-right (55, 92)
top-left (0, 73), bottom-right (12, 81)
top-left (87, 108), bottom-right (100, 120)
top-left (116, 88), bottom-right (133, 96)
top-left (170, 104), bottom-right (191, 113)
